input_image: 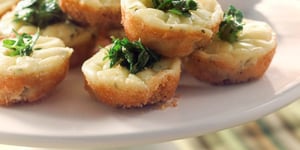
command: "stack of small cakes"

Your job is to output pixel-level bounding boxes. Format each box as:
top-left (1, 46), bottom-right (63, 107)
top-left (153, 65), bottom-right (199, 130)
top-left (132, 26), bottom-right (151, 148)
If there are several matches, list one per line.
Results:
top-left (120, 0), bottom-right (276, 85)
top-left (81, 0), bottom-right (224, 107)
top-left (0, 0), bottom-right (277, 107)
top-left (82, 0), bottom-right (277, 107)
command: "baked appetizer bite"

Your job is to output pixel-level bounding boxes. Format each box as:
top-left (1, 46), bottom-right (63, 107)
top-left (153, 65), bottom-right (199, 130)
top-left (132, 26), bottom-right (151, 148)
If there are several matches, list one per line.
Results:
top-left (59, 0), bottom-right (121, 27)
top-left (0, 0), bottom-right (97, 67)
top-left (183, 6), bottom-right (277, 84)
top-left (82, 38), bottom-right (181, 108)
top-left (121, 0), bottom-right (223, 57)
top-left (0, 0), bottom-right (18, 17)
top-left (0, 32), bottom-right (73, 105)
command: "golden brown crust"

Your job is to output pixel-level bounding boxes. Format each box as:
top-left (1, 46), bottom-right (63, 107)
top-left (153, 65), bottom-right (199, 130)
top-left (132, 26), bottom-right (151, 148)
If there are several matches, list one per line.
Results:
top-left (82, 45), bottom-right (182, 108)
top-left (183, 47), bottom-right (276, 85)
top-left (84, 69), bottom-right (180, 108)
top-left (0, 58), bottom-right (70, 105)
top-left (59, 0), bottom-right (121, 28)
top-left (121, 0), bottom-right (223, 58)
top-left (183, 19), bottom-right (277, 85)
top-left (122, 10), bottom-right (218, 58)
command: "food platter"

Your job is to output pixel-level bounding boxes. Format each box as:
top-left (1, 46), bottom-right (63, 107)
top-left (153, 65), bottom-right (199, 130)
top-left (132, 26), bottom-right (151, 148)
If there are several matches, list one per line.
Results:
top-left (0, 0), bottom-right (299, 149)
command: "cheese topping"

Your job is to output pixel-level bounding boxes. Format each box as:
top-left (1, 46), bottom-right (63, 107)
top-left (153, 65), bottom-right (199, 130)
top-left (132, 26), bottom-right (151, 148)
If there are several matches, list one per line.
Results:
top-left (82, 45), bottom-right (181, 89)
top-left (202, 19), bottom-right (276, 66)
top-left (0, 11), bottom-right (95, 47)
top-left (0, 0), bottom-right (18, 16)
top-left (0, 36), bottom-right (73, 75)
top-left (79, 0), bottom-right (120, 8)
top-left (122, 0), bottom-right (223, 36)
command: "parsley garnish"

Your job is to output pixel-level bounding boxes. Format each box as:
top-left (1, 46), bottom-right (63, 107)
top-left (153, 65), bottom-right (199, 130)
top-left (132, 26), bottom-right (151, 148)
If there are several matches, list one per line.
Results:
top-left (152, 0), bottom-right (198, 17)
top-left (14, 0), bottom-right (66, 28)
top-left (3, 30), bottom-right (40, 56)
top-left (218, 5), bottom-right (244, 43)
top-left (105, 38), bottom-right (160, 74)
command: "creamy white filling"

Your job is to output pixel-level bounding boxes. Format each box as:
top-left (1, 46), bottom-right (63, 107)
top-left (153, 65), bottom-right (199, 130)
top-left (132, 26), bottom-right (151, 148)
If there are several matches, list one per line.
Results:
top-left (0, 11), bottom-right (94, 47)
top-left (122, 0), bottom-right (223, 35)
top-left (0, 36), bottom-right (73, 75)
top-left (202, 19), bottom-right (277, 66)
top-left (82, 45), bottom-right (180, 89)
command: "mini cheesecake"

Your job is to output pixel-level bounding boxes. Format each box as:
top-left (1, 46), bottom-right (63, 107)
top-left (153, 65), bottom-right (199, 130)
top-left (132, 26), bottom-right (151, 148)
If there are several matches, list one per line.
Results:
top-left (59, 0), bottom-right (121, 27)
top-left (0, 36), bottom-right (73, 105)
top-left (183, 19), bottom-right (277, 84)
top-left (82, 44), bottom-right (181, 108)
top-left (0, 11), bottom-right (96, 67)
top-left (121, 0), bottom-right (223, 57)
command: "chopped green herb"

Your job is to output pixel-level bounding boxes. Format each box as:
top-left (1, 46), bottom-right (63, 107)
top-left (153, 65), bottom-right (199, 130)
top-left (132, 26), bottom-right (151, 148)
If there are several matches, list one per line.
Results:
top-left (14, 0), bottom-right (66, 28)
top-left (104, 38), bottom-right (160, 74)
top-left (152, 0), bottom-right (198, 17)
top-left (3, 30), bottom-right (40, 56)
top-left (218, 5), bottom-right (244, 43)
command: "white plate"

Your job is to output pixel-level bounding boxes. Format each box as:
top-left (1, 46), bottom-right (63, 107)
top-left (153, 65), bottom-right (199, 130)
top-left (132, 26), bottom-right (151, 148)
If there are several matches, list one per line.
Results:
top-left (0, 0), bottom-right (300, 149)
